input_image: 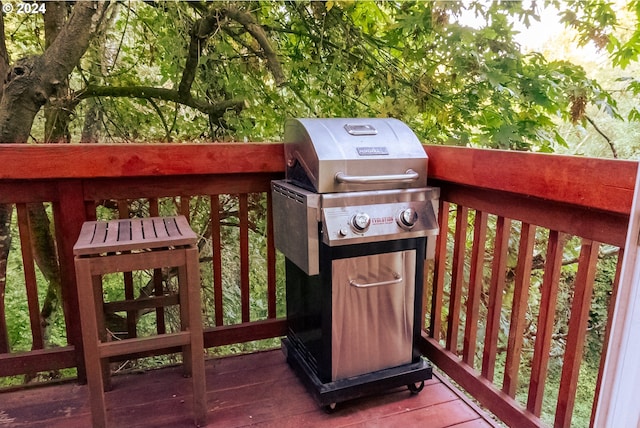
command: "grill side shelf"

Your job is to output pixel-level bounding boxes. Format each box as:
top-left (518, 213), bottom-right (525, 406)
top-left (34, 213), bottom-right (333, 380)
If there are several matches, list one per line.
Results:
top-left (272, 181), bottom-right (321, 276)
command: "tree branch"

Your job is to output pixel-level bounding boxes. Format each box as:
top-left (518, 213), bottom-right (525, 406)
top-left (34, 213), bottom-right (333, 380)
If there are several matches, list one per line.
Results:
top-left (221, 5), bottom-right (286, 86)
top-left (585, 115), bottom-right (618, 158)
top-left (178, 11), bottom-right (221, 97)
top-left (75, 85), bottom-right (245, 118)
top-left (178, 4), bottom-right (286, 99)
top-left (530, 246), bottom-right (619, 271)
top-left (147, 97), bottom-right (171, 140)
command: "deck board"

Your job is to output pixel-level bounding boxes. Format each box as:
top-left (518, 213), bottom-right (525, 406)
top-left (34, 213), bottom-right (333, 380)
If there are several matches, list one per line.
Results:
top-left (0, 349), bottom-right (497, 428)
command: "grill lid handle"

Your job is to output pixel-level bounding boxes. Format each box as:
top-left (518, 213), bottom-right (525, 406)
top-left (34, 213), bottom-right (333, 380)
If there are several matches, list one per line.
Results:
top-left (335, 169), bottom-right (419, 185)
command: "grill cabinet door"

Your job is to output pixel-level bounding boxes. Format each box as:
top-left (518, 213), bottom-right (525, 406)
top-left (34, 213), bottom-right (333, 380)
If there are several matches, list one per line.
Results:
top-left (331, 250), bottom-right (416, 381)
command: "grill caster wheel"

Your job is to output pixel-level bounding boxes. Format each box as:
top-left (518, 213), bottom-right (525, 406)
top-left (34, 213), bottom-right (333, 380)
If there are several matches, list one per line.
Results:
top-left (324, 403), bottom-right (338, 413)
top-left (408, 381), bottom-right (425, 395)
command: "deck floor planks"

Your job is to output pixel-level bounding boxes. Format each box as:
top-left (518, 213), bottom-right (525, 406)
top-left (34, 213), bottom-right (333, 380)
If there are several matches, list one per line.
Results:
top-left (0, 349), bottom-right (496, 428)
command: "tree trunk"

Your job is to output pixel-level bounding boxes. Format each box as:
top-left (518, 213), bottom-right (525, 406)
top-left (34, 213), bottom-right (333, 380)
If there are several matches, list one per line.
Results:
top-left (27, 204), bottom-right (61, 333)
top-left (80, 99), bottom-right (103, 143)
top-left (0, 2), bottom-right (108, 143)
top-left (43, 1), bottom-right (71, 144)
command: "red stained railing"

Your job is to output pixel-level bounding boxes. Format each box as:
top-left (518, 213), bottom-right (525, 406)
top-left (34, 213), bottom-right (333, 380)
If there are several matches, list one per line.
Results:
top-left (0, 144), bottom-right (286, 380)
top-left (0, 143), bottom-right (636, 428)
top-left (421, 145), bottom-right (636, 427)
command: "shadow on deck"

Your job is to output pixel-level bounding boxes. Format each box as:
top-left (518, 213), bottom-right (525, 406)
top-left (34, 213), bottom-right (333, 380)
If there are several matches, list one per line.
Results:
top-left (1, 349), bottom-right (498, 428)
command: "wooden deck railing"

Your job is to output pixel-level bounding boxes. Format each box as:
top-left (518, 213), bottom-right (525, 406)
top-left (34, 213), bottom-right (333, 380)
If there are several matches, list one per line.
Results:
top-left (0, 143), bottom-right (286, 381)
top-left (420, 146), bottom-right (637, 428)
top-left (0, 143), bottom-right (636, 428)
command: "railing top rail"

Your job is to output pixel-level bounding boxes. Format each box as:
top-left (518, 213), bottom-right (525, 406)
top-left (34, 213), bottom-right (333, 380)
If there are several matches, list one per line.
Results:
top-left (1, 142), bottom-right (636, 215)
top-left (0, 143), bottom-right (284, 179)
top-left (425, 145), bottom-right (638, 216)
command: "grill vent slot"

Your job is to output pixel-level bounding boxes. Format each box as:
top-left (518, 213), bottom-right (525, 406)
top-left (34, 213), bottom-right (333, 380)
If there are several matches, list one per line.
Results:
top-left (273, 183), bottom-right (305, 204)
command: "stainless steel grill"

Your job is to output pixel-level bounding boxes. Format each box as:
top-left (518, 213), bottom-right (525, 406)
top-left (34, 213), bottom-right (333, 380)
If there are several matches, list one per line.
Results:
top-left (273, 118), bottom-right (439, 409)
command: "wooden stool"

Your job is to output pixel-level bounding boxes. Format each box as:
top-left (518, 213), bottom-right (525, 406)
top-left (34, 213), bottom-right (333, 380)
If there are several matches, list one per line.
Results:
top-left (73, 216), bottom-right (207, 427)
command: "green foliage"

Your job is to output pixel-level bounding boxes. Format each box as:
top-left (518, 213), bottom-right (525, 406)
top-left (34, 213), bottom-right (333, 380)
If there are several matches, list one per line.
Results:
top-left (604, 0), bottom-right (640, 68)
top-left (2, 1), bottom-right (634, 151)
top-left (557, 0), bottom-right (617, 50)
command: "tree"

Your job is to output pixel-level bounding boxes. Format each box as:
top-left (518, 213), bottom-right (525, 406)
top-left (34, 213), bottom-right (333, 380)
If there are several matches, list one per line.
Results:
top-left (0, 1), bottom-right (110, 351)
top-left (0, 0), bottom-right (638, 352)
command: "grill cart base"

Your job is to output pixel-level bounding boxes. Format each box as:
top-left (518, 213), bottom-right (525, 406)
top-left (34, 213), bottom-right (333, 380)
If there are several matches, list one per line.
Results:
top-left (282, 337), bottom-right (432, 410)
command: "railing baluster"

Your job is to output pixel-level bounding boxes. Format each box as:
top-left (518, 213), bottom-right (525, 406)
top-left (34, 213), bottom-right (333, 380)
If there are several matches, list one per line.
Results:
top-left (117, 200), bottom-right (129, 218)
top-left (16, 203), bottom-right (44, 350)
top-left (150, 196), bottom-right (166, 335)
top-left (527, 230), bottom-right (566, 415)
top-left (239, 194), bottom-right (250, 323)
top-left (590, 248), bottom-right (623, 427)
top-left (446, 205), bottom-right (468, 353)
top-left (429, 199), bottom-right (449, 341)
top-left (462, 210), bottom-right (488, 367)
top-left (118, 200), bottom-right (137, 339)
top-left (84, 200), bottom-right (97, 221)
top-left (266, 191), bottom-right (277, 319)
top-left (210, 195), bottom-right (223, 326)
top-left (503, 222), bottom-right (536, 397)
top-left (482, 216), bottom-right (512, 382)
top-left (180, 196), bottom-right (190, 221)
top-left (149, 197), bottom-right (159, 217)
top-left (555, 239), bottom-right (600, 428)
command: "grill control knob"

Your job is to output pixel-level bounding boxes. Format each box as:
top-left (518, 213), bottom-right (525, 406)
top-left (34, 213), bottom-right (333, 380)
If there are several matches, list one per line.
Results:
top-left (350, 212), bottom-right (371, 233)
top-left (398, 208), bottom-right (419, 229)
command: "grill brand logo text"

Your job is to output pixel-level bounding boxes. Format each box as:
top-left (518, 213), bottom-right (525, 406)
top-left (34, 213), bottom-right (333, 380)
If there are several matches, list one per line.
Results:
top-left (371, 216), bottom-right (394, 225)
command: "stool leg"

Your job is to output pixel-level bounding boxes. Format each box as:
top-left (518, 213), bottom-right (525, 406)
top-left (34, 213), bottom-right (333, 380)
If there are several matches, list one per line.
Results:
top-left (92, 274), bottom-right (112, 392)
top-left (76, 258), bottom-right (108, 428)
top-left (178, 261), bottom-right (193, 378)
top-left (181, 246), bottom-right (207, 426)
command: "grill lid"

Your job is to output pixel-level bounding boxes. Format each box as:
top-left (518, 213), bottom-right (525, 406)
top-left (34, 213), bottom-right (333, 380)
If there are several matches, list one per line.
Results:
top-left (284, 118), bottom-right (428, 193)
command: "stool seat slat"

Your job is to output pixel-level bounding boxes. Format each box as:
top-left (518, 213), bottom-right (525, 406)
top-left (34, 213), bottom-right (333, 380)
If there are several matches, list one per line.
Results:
top-left (104, 220), bottom-right (119, 246)
top-left (150, 217), bottom-right (170, 240)
top-left (73, 216), bottom-right (197, 256)
top-left (165, 216), bottom-right (180, 236)
top-left (117, 219), bottom-right (131, 242)
top-left (94, 221), bottom-right (108, 244)
top-left (131, 218), bottom-right (144, 243)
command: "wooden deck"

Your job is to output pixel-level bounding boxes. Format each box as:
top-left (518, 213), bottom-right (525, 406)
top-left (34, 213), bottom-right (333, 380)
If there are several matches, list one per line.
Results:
top-left (0, 349), bottom-right (498, 428)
